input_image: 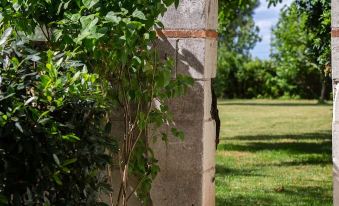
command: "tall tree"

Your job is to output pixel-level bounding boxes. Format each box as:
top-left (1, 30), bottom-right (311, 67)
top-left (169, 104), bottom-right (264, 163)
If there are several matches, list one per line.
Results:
top-left (218, 0), bottom-right (289, 55)
top-left (296, 0), bottom-right (331, 100)
top-left (216, 0), bottom-right (261, 98)
top-left (218, 0), bottom-right (261, 55)
top-left (271, 0), bottom-right (331, 100)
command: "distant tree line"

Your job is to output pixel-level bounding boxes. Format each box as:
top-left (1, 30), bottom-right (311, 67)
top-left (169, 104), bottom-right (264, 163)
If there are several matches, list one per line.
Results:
top-left (215, 0), bottom-right (331, 100)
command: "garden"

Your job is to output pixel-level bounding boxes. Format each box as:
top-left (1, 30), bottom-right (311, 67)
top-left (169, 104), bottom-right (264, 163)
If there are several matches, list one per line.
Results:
top-left (0, 0), bottom-right (334, 205)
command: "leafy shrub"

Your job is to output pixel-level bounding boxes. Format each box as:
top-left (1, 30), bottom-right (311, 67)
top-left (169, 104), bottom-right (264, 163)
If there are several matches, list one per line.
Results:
top-left (214, 49), bottom-right (280, 99)
top-left (238, 59), bottom-right (280, 98)
top-left (214, 47), bottom-right (330, 100)
top-left (0, 30), bottom-right (116, 205)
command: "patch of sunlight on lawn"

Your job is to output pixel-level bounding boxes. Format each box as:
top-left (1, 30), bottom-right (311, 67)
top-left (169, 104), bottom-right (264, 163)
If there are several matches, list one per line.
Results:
top-left (216, 99), bottom-right (332, 206)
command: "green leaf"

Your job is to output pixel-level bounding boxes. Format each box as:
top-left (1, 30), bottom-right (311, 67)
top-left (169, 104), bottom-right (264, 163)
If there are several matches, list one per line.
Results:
top-left (82, 0), bottom-right (99, 9)
top-left (105, 12), bottom-right (121, 24)
top-left (163, 0), bottom-right (174, 6)
top-left (62, 158), bottom-right (77, 166)
top-left (38, 118), bottom-right (51, 125)
top-left (53, 29), bottom-right (63, 41)
top-left (132, 56), bottom-right (142, 65)
top-left (53, 154), bottom-right (61, 166)
top-left (80, 15), bottom-right (98, 28)
top-left (15, 122), bottom-right (23, 133)
top-left (24, 96), bottom-right (37, 106)
top-left (27, 54), bottom-right (41, 62)
top-left (0, 93), bottom-right (15, 101)
top-left (175, 0), bottom-right (180, 8)
top-left (38, 111), bottom-right (50, 120)
top-left (157, 69), bottom-right (171, 87)
top-left (62, 133), bottom-right (80, 142)
top-left (132, 9), bottom-right (146, 20)
top-left (161, 132), bottom-right (168, 144)
top-left (0, 27), bottom-right (12, 46)
top-left (61, 166), bottom-right (71, 174)
top-left (40, 75), bottom-right (51, 89)
top-left (53, 172), bottom-right (63, 185)
top-left (64, 0), bottom-right (71, 9)
top-left (171, 128), bottom-right (184, 140)
top-left (75, 15), bottom-right (102, 43)
top-left (71, 71), bottom-right (81, 83)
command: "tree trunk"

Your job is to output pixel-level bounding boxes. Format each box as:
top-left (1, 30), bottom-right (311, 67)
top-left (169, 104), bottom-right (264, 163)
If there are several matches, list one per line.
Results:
top-left (320, 77), bottom-right (327, 103)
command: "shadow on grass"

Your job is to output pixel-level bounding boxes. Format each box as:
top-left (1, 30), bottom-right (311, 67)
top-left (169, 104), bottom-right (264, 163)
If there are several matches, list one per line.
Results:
top-left (283, 185), bottom-right (332, 202)
top-left (218, 141), bottom-right (331, 155)
top-left (216, 195), bottom-right (275, 206)
top-left (266, 155), bottom-right (332, 167)
top-left (218, 132), bottom-right (331, 155)
top-left (216, 185), bottom-right (332, 206)
top-left (218, 101), bottom-right (332, 107)
top-left (226, 132), bottom-right (331, 141)
top-left (216, 165), bottom-right (265, 177)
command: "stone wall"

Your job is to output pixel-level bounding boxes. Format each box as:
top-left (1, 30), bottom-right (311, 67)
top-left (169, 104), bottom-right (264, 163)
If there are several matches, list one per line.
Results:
top-left (150, 0), bottom-right (218, 205)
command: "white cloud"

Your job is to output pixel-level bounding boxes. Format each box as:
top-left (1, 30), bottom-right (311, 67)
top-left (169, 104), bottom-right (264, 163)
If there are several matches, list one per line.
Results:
top-left (257, 19), bottom-right (274, 44)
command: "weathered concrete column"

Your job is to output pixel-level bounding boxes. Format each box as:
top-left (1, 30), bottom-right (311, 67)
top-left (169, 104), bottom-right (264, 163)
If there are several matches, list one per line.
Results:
top-left (332, 0), bottom-right (339, 205)
top-left (151, 0), bottom-right (218, 205)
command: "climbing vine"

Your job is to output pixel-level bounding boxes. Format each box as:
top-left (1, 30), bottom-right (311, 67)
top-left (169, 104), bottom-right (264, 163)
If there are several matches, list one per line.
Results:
top-left (0, 0), bottom-right (191, 205)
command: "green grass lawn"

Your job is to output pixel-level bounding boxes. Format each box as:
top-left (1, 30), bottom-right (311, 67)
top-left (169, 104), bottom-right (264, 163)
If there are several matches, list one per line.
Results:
top-left (216, 99), bottom-right (333, 206)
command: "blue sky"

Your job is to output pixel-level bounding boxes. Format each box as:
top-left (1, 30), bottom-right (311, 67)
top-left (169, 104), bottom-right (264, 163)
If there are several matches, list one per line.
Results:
top-left (251, 0), bottom-right (293, 59)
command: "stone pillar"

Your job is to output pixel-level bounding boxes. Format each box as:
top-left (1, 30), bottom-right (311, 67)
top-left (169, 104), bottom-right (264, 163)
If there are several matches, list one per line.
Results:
top-left (332, 0), bottom-right (339, 205)
top-left (150, 0), bottom-right (218, 205)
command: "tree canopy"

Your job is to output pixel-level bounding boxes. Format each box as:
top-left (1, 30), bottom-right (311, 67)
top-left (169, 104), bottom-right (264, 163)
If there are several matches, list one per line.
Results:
top-left (215, 0), bottom-right (331, 100)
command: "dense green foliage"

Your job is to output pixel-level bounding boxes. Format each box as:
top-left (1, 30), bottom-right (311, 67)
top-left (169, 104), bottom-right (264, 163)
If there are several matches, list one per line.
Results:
top-left (0, 31), bottom-right (115, 205)
top-left (216, 0), bottom-right (261, 98)
top-left (218, 0), bottom-right (260, 55)
top-left (215, 48), bottom-right (280, 98)
top-left (271, 0), bottom-right (331, 100)
top-left (216, 0), bottom-right (331, 100)
top-left (0, 0), bottom-right (191, 205)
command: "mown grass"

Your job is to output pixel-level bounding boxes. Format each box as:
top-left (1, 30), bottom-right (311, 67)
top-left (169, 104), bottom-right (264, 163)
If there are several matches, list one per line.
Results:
top-left (216, 99), bottom-right (332, 206)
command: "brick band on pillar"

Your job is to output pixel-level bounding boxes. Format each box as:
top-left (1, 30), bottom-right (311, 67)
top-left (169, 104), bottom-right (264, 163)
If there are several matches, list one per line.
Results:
top-left (156, 29), bottom-right (218, 39)
top-left (332, 27), bottom-right (339, 37)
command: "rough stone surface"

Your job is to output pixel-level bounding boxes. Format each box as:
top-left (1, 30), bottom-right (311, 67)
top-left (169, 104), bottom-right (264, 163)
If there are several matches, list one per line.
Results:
top-left (149, 78), bottom-right (216, 206)
top-left (156, 38), bottom-right (217, 79)
top-left (202, 167), bottom-right (215, 206)
top-left (166, 80), bottom-right (212, 122)
top-left (203, 120), bottom-right (216, 172)
top-left (150, 120), bottom-right (204, 204)
top-left (206, 39), bottom-right (218, 78)
top-left (332, 38), bottom-right (339, 80)
top-left (151, 119), bottom-right (211, 168)
top-left (150, 0), bottom-right (217, 204)
top-left (333, 0), bottom-right (339, 28)
top-left (151, 168), bottom-right (203, 205)
top-left (333, 84), bottom-right (339, 206)
top-left (159, 0), bottom-right (218, 30)
top-left (333, 123), bottom-right (339, 206)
